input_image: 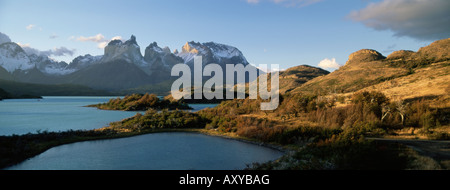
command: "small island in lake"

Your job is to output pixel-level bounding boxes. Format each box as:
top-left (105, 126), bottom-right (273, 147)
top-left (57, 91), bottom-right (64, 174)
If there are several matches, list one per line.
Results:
top-left (86, 93), bottom-right (192, 111)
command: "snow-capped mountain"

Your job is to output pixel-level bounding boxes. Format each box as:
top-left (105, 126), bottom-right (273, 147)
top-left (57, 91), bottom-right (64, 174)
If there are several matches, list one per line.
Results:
top-left (175, 41), bottom-right (261, 85)
top-left (177, 41), bottom-right (249, 66)
top-left (29, 54), bottom-right (74, 75)
top-left (144, 42), bottom-right (184, 72)
top-left (66, 54), bottom-right (102, 71)
top-left (0, 34), bottom-right (257, 91)
top-left (0, 42), bottom-right (77, 76)
top-left (0, 42), bottom-right (34, 73)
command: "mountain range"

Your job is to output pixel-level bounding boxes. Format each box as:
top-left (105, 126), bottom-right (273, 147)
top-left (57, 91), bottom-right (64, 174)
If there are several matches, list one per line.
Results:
top-left (0, 35), bottom-right (259, 93)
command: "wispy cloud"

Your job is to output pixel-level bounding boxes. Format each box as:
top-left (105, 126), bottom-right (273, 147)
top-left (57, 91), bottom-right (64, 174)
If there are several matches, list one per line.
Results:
top-left (348, 0), bottom-right (450, 41)
top-left (246, 0), bottom-right (323, 7)
top-left (246, 0), bottom-right (260, 4)
top-left (19, 43), bottom-right (76, 57)
top-left (318, 58), bottom-right (341, 70)
top-left (76, 33), bottom-right (122, 49)
top-left (77, 33), bottom-right (105, 43)
top-left (26, 24), bottom-right (36, 30)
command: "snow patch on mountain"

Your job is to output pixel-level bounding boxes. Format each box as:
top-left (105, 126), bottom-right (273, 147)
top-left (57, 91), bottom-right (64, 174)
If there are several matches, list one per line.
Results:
top-left (0, 42), bottom-right (34, 73)
top-left (29, 54), bottom-right (76, 75)
top-left (176, 41), bottom-right (249, 65)
top-left (67, 54), bottom-right (102, 71)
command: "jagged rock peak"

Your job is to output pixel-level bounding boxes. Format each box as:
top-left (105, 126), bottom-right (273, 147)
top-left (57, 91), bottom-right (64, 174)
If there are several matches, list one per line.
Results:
top-left (102, 35), bottom-right (145, 66)
top-left (124, 35), bottom-right (137, 45)
top-left (108, 39), bottom-right (122, 46)
top-left (148, 42), bottom-right (158, 47)
top-left (346, 49), bottom-right (385, 64)
top-left (145, 42), bottom-right (164, 54)
top-left (182, 41), bottom-right (200, 54)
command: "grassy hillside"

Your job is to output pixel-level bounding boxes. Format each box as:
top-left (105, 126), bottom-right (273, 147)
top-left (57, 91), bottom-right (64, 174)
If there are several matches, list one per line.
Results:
top-left (291, 49), bottom-right (409, 95)
top-left (291, 38), bottom-right (450, 103)
top-left (278, 65), bottom-right (329, 94)
top-left (233, 64), bottom-right (329, 96)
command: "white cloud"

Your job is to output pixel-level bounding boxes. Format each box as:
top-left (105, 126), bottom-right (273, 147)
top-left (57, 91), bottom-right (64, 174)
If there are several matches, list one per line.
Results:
top-left (110, 36), bottom-right (122, 41)
top-left (26, 24), bottom-right (36, 30)
top-left (19, 43), bottom-right (75, 57)
top-left (77, 33), bottom-right (105, 42)
top-left (318, 58), bottom-right (341, 70)
top-left (77, 33), bottom-right (122, 49)
top-left (46, 47), bottom-right (76, 57)
top-left (97, 42), bottom-right (108, 49)
top-left (348, 0), bottom-right (450, 41)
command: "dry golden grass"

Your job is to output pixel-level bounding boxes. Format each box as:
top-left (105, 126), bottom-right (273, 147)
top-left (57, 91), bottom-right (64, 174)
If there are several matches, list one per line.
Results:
top-left (289, 38), bottom-right (449, 107)
top-left (307, 60), bottom-right (449, 111)
top-left (357, 61), bottom-right (450, 102)
top-left (239, 112), bottom-right (321, 130)
top-left (383, 127), bottom-right (431, 140)
top-left (404, 147), bottom-right (443, 170)
top-left (291, 59), bottom-right (409, 95)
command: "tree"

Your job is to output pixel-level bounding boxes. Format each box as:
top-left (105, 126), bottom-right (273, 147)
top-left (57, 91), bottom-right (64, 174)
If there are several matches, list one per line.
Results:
top-left (395, 100), bottom-right (407, 126)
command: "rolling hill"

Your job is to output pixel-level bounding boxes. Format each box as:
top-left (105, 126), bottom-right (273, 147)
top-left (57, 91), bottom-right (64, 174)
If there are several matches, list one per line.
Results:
top-left (290, 38), bottom-right (450, 104)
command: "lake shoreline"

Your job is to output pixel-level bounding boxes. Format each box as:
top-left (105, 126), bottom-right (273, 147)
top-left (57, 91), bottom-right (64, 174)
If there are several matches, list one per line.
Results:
top-left (1, 127), bottom-right (288, 170)
top-left (196, 129), bottom-right (291, 154)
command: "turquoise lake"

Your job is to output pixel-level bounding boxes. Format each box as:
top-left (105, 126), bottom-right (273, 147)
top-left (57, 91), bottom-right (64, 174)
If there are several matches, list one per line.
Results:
top-left (1, 97), bottom-right (282, 170)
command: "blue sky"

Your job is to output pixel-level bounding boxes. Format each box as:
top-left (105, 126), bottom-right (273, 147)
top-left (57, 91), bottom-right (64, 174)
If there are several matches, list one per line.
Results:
top-left (0, 0), bottom-right (448, 71)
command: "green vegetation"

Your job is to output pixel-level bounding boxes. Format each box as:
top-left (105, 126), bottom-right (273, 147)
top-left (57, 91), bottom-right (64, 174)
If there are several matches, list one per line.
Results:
top-left (0, 88), bottom-right (12, 100)
top-left (0, 87), bottom-right (42, 100)
top-left (108, 109), bottom-right (207, 131)
top-left (0, 79), bottom-right (110, 96)
top-left (87, 93), bottom-right (192, 111)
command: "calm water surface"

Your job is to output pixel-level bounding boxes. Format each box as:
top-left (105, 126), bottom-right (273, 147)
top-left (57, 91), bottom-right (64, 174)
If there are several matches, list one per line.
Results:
top-left (6, 132), bottom-right (283, 170)
top-left (0, 96), bottom-right (138, 135)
